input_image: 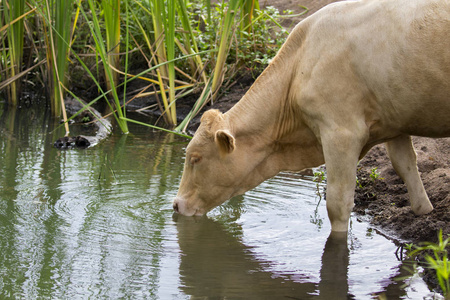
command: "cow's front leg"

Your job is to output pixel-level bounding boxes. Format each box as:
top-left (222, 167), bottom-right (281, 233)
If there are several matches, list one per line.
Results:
top-left (322, 129), bottom-right (364, 232)
top-left (386, 135), bottom-right (433, 215)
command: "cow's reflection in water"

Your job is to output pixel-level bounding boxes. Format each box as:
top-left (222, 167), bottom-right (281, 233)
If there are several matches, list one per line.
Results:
top-left (318, 232), bottom-right (350, 300)
top-left (174, 215), bottom-right (354, 299)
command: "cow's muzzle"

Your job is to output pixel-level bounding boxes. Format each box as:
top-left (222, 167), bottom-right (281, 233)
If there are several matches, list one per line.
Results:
top-left (172, 197), bottom-right (182, 213)
top-left (173, 196), bottom-right (202, 216)
top-left (173, 201), bottom-right (179, 213)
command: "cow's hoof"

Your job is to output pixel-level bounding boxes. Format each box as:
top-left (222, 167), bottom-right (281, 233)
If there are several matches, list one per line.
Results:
top-left (412, 203), bottom-right (434, 216)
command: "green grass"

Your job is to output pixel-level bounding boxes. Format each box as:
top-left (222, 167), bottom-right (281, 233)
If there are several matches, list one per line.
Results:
top-left (406, 229), bottom-right (450, 298)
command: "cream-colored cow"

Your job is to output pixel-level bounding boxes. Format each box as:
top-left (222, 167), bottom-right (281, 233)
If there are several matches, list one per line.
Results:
top-left (173, 0), bottom-right (450, 232)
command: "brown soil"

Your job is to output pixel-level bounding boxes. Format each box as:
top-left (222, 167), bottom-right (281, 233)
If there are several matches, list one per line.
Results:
top-left (354, 138), bottom-right (450, 244)
top-left (353, 138), bottom-right (450, 294)
top-left (193, 0), bottom-right (449, 247)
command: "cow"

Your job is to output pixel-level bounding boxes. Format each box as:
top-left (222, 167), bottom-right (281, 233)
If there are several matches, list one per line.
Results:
top-left (173, 0), bottom-right (450, 232)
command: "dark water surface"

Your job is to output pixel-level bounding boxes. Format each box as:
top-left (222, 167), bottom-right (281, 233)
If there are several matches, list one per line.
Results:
top-left (0, 104), bottom-right (435, 299)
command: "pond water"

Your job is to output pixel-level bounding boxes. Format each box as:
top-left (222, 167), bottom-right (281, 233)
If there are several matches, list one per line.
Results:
top-left (0, 103), bottom-right (436, 299)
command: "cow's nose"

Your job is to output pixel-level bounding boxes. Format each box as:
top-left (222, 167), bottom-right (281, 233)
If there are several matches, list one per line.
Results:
top-left (173, 201), bottom-right (179, 213)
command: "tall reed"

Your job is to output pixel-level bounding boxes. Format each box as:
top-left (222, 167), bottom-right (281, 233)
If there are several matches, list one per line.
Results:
top-left (132, 0), bottom-right (201, 127)
top-left (79, 0), bottom-right (129, 134)
top-left (148, 0), bottom-right (177, 126)
top-left (47, 0), bottom-right (74, 121)
top-left (102, 0), bottom-right (121, 91)
top-left (177, 0), bottom-right (258, 132)
top-left (241, 0), bottom-right (260, 34)
top-left (176, 0), bottom-right (208, 84)
top-left (166, 0), bottom-right (177, 125)
top-left (210, 0), bottom-right (242, 101)
top-left (1, 0), bottom-right (26, 106)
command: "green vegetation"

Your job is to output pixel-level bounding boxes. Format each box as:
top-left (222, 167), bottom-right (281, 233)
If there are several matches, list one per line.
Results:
top-left (36, 0), bottom-right (75, 134)
top-left (0, 0), bottom-right (297, 135)
top-left (356, 167), bottom-right (384, 194)
top-left (369, 167), bottom-right (384, 182)
top-left (405, 229), bottom-right (450, 298)
top-left (313, 167), bottom-right (326, 199)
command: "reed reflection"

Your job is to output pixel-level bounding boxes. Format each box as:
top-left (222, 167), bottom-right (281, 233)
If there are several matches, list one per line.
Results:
top-left (174, 214), bottom-right (358, 299)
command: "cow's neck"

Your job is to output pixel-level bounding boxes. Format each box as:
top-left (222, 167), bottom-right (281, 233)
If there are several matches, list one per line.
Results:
top-left (226, 39), bottom-right (299, 141)
top-left (224, 30), bottom-right (324, 174)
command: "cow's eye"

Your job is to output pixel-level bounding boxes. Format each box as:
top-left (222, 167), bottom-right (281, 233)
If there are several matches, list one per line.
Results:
top-left (190, 155), bottom-right (202, 165)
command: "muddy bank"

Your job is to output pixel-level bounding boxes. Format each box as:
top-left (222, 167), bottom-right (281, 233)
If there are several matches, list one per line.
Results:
top-left (354, 138), bottom-right (450, 245)
top-left (353, 138), bottom-right (449, 295)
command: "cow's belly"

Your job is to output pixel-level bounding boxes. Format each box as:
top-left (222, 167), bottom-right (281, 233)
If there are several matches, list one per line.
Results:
top-left (401, 111), bottom-right (450, 138)
top-left (377, 93), bottom-right (450, 139)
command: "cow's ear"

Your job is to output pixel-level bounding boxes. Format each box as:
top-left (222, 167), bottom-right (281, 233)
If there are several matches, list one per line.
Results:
top-left (215, 130), bottom-right (235, 155)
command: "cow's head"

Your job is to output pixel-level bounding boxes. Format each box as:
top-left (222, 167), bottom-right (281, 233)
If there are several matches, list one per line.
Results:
top-left (173, 109), bottom-right (267, 216)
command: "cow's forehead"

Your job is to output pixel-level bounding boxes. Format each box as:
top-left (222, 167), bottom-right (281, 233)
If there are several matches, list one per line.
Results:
top-left (186, 110), bottom-right (229, 154)
top-left (186, 131), bottom-right (212, 153)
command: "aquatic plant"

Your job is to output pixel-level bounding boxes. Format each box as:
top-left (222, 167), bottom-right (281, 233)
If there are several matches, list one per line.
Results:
top-left (310, 167), bottom-right (326, 228)
top-left (241, 0), bottom-right (260, 34)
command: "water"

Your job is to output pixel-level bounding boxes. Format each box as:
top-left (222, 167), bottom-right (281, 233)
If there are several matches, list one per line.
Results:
top-left (0, 104), bottom-right (436, 299)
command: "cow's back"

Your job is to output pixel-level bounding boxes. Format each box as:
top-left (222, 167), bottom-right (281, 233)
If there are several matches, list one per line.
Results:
top-left (295, 0), bottom-right (450, 140)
